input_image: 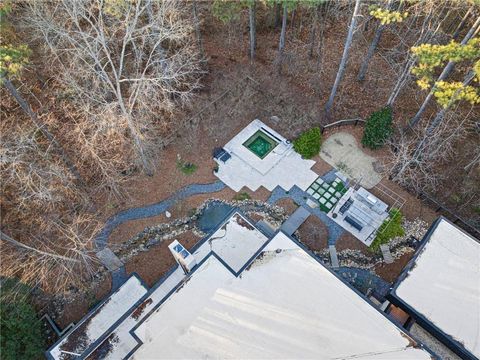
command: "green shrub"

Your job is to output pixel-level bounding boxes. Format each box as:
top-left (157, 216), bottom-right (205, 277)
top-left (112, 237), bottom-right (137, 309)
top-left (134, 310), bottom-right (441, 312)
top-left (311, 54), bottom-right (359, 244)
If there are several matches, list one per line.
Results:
top-left (0, 279), bottom-right (44, 360)
top-left (293, 127), bottom-right (322, 159)
top-left (370, 208), bottom-right (405, 252)
top-left (176, 159), bottom-right (197, 175)
top-left (233, 192), bottom-right (251, 201)
top-left (362, 106), bottom-right (393, 149)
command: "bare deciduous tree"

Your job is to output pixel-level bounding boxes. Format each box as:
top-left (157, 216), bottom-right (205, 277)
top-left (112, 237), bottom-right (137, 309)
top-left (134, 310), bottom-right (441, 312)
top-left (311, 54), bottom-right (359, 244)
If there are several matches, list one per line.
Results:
top-left (26, 0), bottom-right (203, 175)
top-left (388, 105), bottom-right (475, 191)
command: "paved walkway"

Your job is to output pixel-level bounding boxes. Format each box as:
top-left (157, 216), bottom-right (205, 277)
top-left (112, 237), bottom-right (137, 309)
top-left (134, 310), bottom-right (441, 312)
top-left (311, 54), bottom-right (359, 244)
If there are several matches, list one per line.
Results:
top-left (329, 245), bottom-right (339, 269)
top-left (96, 247), bottom-right (123, 271)
top-left (111, 266), bottom-right (128, 291)
top-left (94, 181), bottom-right (226, 249)
top-left (380, 244), bottom-right (394, 264)
top-left (280, 207), bottom-right (311, 235)
top-left (268, 185), bottom-right (345, 245)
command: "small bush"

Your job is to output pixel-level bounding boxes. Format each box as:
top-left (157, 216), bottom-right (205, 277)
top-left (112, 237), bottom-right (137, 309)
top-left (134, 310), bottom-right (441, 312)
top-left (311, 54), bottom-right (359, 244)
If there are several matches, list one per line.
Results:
top-left (233, 192), bottom-right (251, 201)
top-left (293, 127), bottom-right (322, 159)
top-left (362, 106), bottom-right (393, 149)
top-left (370, 208), bottom-right (405, 252)
top-left (176, 159), bottom-right (197, 175)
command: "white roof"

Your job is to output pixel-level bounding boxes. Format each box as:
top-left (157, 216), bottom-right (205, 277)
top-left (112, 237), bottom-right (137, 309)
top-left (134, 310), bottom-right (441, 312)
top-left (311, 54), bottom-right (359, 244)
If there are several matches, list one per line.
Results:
top-left (49, 276), bottom-right (147, 360)
top-left (192, 212), bottom-right (268, 272)
top-left (394, 219), bottom-right (480, 358)
top-left (132, 232), bottom-right (432, 359)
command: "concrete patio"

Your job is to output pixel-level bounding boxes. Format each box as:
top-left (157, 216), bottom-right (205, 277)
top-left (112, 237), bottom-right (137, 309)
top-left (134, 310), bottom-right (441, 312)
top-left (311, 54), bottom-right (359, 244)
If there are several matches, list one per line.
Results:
top-left (214, 120), bottom-right (318, 192)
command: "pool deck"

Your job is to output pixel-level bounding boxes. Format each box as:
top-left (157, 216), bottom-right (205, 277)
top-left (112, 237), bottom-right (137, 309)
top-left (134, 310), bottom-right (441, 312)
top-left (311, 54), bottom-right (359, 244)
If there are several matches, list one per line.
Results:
top-left (215, 120), bottom-right (318, 192)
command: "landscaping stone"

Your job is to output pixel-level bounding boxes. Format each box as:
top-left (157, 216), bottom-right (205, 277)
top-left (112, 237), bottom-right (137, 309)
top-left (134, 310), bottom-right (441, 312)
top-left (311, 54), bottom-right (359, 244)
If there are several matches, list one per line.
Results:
top-left (94, 180), bottom-right (227, 249)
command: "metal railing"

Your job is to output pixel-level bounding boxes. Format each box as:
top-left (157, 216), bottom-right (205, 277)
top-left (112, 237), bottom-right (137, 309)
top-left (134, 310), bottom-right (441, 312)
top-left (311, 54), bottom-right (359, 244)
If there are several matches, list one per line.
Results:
top-left (320, 118), bottom-right (366, 134)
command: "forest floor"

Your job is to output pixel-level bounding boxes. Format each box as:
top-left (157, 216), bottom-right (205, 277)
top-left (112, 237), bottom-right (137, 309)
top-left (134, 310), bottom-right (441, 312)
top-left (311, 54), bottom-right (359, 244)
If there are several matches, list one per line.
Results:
top-left (45, 10), bottom-right (474, 334)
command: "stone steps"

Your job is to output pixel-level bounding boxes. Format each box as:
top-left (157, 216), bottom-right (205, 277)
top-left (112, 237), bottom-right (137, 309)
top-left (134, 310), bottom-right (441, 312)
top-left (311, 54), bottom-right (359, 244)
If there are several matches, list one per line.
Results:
top-left (329, 245), bottom-right (339, 269)
top-left (380, 244), bottom-right (394, 264)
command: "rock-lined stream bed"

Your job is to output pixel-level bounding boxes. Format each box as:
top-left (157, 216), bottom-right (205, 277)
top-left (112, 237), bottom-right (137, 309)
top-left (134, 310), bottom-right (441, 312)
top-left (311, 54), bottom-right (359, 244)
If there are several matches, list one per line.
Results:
top-left (113, 199), bottom-right (288, 262)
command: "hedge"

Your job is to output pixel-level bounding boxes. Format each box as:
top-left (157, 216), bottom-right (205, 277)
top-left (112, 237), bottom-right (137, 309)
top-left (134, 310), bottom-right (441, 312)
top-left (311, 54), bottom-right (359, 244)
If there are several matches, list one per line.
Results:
top-left (293, 127), bottom-right (322, 159)
top-left (362, 106), bottom-right (393, 149)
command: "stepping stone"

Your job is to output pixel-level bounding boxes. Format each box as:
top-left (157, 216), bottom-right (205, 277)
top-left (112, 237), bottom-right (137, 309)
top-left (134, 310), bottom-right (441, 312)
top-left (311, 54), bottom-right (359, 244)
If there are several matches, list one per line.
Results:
top-left (306, 199), bottom-right (318, 208)
top-left (318, 188), bottom-right (325, 195)
top-left (313, 193), bottom-right (321, 199)
top-left (280, 207), bottom-right (311, 236)
top-left (96, 247), bottom-right (123, 272)
top-left (319, 198), bottom-right (326, 204)
top-left (317, 178), bottom-right (324, 185)
top-left (322, 183), bottom-right (329, 189)
top-left (380, 244), bottom-right (394, 264)
top-left (325, 202), bottom-right (333, 209)
top-left (329, 245), bottom-right (339, 269)
top-left (311, 183), bottom-right (319, 190)
top-left (307, 188), bottom-right (315, 195)
top-left (324, 193), bottom-right (331, 199)
top-left (335, 192), bottom-right (342, 198)
top-left (328, 187), bottom-right (335, 194)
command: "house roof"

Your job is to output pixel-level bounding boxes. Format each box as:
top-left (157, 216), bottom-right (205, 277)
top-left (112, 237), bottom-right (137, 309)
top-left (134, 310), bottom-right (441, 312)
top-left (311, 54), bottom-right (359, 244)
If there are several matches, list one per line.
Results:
top-left (131, 231), bottom-right (432, 359)
top-left (389, 217), bottom-right (480, 360)
top-left (48, 211), bottom-right (435, 360)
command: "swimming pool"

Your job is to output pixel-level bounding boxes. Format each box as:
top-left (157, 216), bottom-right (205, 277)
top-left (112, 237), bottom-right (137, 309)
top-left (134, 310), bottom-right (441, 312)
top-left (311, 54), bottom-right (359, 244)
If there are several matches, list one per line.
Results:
top-left (242, 130), bottom-right (279, 159)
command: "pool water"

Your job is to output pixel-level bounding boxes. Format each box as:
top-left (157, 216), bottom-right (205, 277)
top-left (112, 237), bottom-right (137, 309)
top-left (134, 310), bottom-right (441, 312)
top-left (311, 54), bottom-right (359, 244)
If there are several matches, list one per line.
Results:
top-left (243, 130), bottom-right (279, 159)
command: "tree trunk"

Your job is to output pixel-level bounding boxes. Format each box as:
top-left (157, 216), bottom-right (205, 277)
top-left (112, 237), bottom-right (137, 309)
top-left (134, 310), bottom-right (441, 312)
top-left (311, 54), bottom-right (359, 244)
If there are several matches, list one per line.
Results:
top-left (249, 1), bottom-right (256, 60)
top-left (116, 87), bottom-right (153, 176)
top-left (2, 77), bottom-right (85, 186)
top-left (274, 2), bottom-right (281, 29)
top-left (452, 7), bottom-right (472, 40)
top-left (290, 8), bottom-right (296, 30)
top-left (324, 0), bottom-right (361, 120)
top-left (0, 230), bottom-right (80, 263)
top-left (386, 56), bottom-right (415, 106)
top-left (408, 16), bottom-right (480, 128)
top-left (412, 69), bottom-right (475, 161)
top-left (357, 24), bottom-right (385, 81)
top-left (357, 0), bottom-right (394, 82)
top-left (277, 3), bottom-right (288, 74)
top-left (426, 70), bottom-right (475, 135)
top-left (308, 6), bottom-right (320, 59)
top-left (192, 0), bottom-right (205, 61)
top-left (387, 6), bottom-right (445, 107)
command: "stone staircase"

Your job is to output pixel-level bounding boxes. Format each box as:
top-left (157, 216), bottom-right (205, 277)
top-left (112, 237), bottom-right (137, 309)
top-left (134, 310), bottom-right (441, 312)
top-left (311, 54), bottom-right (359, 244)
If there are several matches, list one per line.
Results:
top-left (380, 244), bottom-right (394, 264)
